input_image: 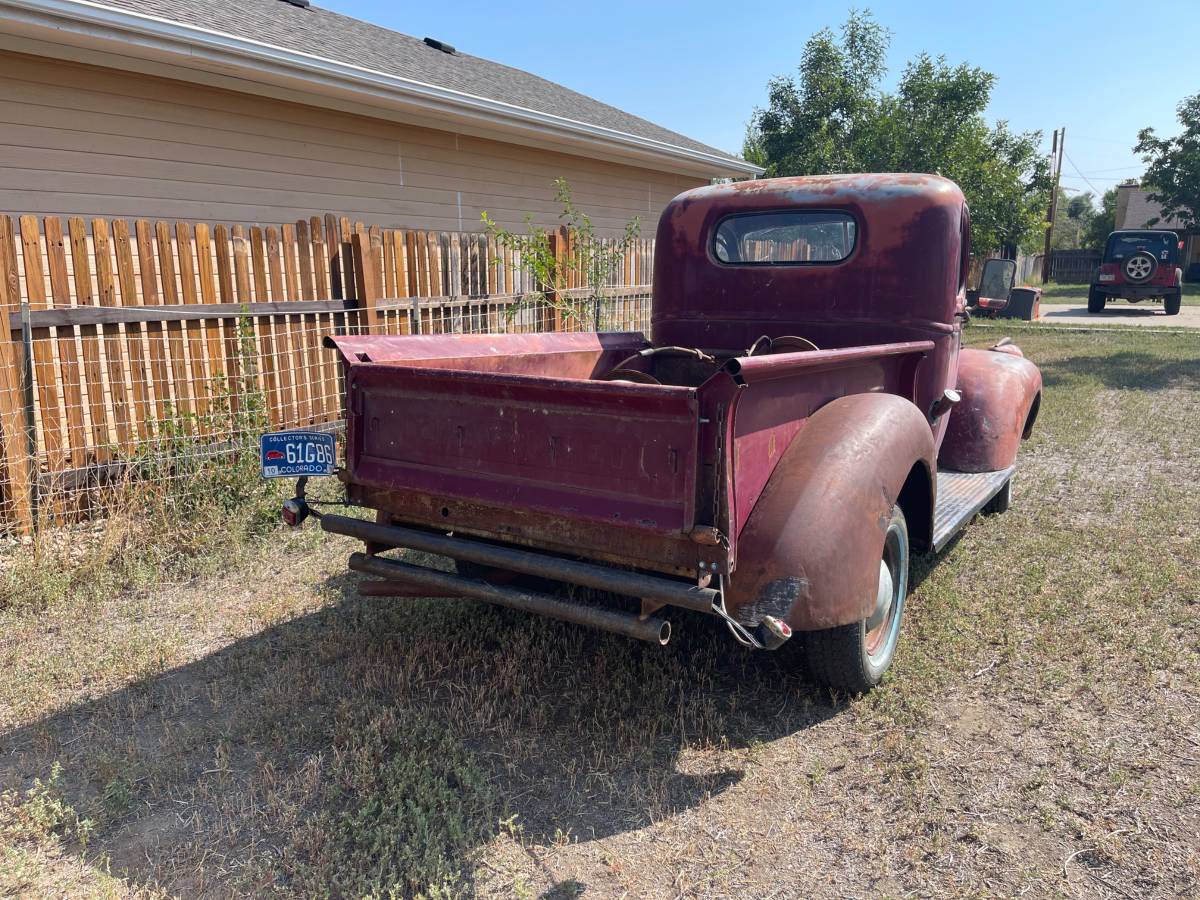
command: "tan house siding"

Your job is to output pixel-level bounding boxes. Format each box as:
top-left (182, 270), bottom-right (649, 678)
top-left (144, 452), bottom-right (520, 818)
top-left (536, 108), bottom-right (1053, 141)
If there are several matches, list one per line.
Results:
top-left (0, 51), bottom-right (706, 234)
top-left (1114, 183), bottom-right (1200, 268)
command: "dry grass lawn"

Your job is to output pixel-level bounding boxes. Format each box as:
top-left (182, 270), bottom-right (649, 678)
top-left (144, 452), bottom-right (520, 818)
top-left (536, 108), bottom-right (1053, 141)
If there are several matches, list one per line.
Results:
top-left (1, 326), bottom-right (1198, 898)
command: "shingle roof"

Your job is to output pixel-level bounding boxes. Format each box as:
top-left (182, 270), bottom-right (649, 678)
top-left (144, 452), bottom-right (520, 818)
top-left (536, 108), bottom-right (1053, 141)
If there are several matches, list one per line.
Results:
top-left (93, 0), bottom-right (744, 165)
top-left (1118, 187), bottom-right (1188, 230)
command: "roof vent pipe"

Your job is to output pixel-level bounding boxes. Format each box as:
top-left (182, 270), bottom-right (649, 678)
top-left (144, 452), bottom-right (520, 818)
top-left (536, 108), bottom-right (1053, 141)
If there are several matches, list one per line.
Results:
top-left (423, 37), bottom-right (456, 54)
top-left (279, 0), bottom-right (310, 7)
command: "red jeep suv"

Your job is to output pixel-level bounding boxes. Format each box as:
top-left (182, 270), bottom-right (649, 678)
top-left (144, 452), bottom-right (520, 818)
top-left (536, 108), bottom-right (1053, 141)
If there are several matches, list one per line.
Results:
top-left (1089, 230), bottom-right (1183, 315)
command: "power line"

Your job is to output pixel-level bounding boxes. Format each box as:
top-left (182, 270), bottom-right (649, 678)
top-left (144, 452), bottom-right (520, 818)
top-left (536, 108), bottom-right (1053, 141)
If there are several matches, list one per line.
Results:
top-left (1069, 135), bottom-right (1137, 145)
top-left (1060, 174), bottom-right (1131, 183)
top-left (1063, 151), bottom-right (1102, 195)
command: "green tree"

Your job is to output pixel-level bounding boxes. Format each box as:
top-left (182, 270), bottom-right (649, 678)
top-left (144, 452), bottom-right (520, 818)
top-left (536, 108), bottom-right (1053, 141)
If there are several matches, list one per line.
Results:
top-left (749, 10), bottom-right (887, 176)
top-left (1082, 187), bottom-right (1118, 250)
top-left (1134, 92), bottom-right (1200, 228)
top-left (1051, 189), bottom-right (1095, 251)
top-left (745, 11), bottom-right (1051, 254)
top-left (741, 124), bottom-right (768, 169)
top-left (1066, 191), bottom-right (1095, 221)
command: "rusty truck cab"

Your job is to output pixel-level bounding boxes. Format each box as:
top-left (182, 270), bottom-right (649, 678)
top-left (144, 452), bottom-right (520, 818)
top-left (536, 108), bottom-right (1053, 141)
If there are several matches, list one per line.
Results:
top-left (653, 173), bottom-right (969, 444)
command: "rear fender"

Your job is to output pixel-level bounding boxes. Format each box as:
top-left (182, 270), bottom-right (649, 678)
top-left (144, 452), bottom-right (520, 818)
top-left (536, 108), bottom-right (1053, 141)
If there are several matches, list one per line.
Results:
top-left (939, 346), bottom-right (1041, 473)
top-left (723, 393), bottom-right (936, 632)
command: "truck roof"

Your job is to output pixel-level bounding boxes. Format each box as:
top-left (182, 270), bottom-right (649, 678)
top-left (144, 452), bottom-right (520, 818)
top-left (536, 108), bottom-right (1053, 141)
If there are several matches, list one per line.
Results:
top-left (652, 173), bottom-right (969, 346)
top-left (673, 172), bottom-right (962, 206)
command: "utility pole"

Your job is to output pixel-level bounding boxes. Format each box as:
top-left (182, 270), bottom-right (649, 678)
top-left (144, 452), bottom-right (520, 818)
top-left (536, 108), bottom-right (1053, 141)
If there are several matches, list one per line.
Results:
top-left (1041, 127), bottom-right (1065, 284)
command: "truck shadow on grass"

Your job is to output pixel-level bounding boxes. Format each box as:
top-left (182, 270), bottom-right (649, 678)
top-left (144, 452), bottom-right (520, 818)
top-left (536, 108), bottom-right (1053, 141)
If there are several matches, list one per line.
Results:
top-left (1, 563), bottom-right (850, 897)
top-left (1041, 305), bottom-right (1167, 320)
top-left (1038, 350), bottom-right (1199, 392)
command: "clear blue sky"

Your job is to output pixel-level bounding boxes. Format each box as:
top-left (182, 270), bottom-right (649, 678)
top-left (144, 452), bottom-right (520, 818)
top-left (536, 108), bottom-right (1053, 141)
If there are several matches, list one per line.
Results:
top-left (319, 0), bottom-right (1198, 203)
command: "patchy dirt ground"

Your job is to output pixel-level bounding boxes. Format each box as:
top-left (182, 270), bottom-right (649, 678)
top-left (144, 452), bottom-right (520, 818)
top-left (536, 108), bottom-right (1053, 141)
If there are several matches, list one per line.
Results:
top-left (2, 327), bottom-right (1198, 898)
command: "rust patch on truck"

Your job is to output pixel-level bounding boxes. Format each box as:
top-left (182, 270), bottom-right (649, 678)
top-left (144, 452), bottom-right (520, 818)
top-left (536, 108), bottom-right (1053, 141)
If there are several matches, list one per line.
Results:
top-left (940, 346), bottom-right (1041, 473)
top-left (722, 393), bottom-right (936, 631)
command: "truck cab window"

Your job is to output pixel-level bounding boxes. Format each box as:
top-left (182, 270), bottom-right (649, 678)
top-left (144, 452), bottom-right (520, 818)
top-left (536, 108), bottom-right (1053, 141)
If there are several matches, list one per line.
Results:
top-left (713, 211), bottom-right (856, 264)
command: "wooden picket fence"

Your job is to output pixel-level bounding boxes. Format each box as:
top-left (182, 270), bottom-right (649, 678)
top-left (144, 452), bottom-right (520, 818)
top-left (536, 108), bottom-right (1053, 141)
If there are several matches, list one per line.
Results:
top-left (741, 237), bottom-right (814, 262)
top-left (1048, 249), bottom-right (1101, 284)
top-left (0, 212), bottom-right (655, 533)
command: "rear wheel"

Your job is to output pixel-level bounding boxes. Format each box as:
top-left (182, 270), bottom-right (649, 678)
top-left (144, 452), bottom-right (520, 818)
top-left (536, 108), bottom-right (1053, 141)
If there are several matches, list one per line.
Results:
top-left (1087, 287), bottom-right (1106, 313)
top-left (1165, 290), bottom-right (1182, 316)
top-left (802, 505), bottom-right (908, 693)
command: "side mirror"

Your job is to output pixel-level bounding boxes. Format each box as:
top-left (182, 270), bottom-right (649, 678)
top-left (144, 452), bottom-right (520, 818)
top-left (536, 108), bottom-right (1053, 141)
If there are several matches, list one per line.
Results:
top-left (978, 258), bottom-right (1017, 301)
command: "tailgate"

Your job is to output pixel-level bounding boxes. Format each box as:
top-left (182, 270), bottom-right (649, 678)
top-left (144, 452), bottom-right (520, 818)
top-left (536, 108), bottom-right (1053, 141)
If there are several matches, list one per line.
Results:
top-left (346, 363), bottom-right (701, 534)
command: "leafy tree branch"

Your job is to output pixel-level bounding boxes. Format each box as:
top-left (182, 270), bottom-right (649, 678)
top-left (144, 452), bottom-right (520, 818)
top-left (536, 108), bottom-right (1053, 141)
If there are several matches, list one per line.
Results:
top-left (744, 10), bottom-right (1051, 254)
top-left (482, 178), bottom-right (640, 328)
top-left (1135, 92), bottom-right (1200, 229)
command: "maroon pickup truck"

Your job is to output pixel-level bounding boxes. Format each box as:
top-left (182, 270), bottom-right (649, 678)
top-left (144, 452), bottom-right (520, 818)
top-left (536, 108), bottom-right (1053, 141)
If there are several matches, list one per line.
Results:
top-left (302, 174), bottom-right (1042, 692)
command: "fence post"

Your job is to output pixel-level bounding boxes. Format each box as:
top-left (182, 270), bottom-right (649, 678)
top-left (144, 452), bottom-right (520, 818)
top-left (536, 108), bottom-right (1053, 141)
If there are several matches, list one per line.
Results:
top-left (0, 215), bottom-right (33, 533)
top-left (351, 232), bottom-right (380, 333)
top-left (18, 302), bottom-right (38, 527)
top-left (545, 227), bottom-right (563, 332)
top-left (0, 339), bottom-right (32, 533)
top-left (411, 294), bottom-right (423, 334)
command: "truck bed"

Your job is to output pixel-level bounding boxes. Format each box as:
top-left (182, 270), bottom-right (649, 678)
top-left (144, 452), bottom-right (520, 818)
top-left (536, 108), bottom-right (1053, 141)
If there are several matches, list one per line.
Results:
top-left (327, 331), bottom-right (934, 575)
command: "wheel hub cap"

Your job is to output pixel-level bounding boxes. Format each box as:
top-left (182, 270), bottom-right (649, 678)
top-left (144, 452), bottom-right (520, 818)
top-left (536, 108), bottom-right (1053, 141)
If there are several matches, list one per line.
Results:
top-left (867, 559), bottom-right (893, 633)
top-left (1126, 258), bottom-right (1151, 280)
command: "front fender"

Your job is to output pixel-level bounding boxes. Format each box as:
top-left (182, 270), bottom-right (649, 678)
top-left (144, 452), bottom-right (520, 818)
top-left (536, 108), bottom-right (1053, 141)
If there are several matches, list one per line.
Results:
top-left (724, 393), bottom-right (936, 632)
top-left (939, 346), bottom-right (1041, 473)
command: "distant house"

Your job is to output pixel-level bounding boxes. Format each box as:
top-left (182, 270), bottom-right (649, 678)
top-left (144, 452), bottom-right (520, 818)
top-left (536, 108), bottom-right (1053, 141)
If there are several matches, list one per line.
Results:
top-left (0, 0), bottom-right (760, 233)
top-left (1115, 183), bottom-right (1200, 271)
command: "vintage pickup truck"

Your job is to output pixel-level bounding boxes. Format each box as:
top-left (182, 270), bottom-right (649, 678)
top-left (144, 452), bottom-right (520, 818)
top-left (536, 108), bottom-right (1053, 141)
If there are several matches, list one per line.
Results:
top-left (294, 174), bottom-right (1042, 692)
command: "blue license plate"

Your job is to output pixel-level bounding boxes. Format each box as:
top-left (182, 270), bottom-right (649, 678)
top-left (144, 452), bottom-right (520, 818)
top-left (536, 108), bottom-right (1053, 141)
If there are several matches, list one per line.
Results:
top-left (260, 431), bottom-right (336, 478)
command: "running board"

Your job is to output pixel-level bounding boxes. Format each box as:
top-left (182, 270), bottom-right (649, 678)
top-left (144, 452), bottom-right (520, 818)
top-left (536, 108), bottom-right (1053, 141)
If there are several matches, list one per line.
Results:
top-left (932, 466), bottom-right (1015, 551)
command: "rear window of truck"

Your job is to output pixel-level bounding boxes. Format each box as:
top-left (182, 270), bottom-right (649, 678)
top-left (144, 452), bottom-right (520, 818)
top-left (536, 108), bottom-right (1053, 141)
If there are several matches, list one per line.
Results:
top-left (713, 211), bottom-right (857, 265)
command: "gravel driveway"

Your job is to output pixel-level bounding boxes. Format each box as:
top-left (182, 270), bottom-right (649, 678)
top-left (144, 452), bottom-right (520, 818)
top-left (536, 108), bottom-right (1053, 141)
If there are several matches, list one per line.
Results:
top-left (1038, 302), bottom-right (1200, 328)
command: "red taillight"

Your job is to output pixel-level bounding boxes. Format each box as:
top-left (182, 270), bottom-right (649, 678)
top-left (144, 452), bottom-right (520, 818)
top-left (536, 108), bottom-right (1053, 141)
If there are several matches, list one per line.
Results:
top-left (763, 615), bottom-right (792, 639)
top-left (281, 498), bottom-right (309, 527)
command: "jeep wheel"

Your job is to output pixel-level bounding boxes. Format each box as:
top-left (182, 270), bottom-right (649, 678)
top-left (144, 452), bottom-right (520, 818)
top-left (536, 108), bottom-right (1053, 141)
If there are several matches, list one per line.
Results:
top-left (1165, 290), bottom-right (1182, 316)
top-left (1123, 251), bottom-right (1157, 283)
top-left (1087, 287), bottom-right (1105, 313)
top-left (802, 505), bottom-right (908, 693)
